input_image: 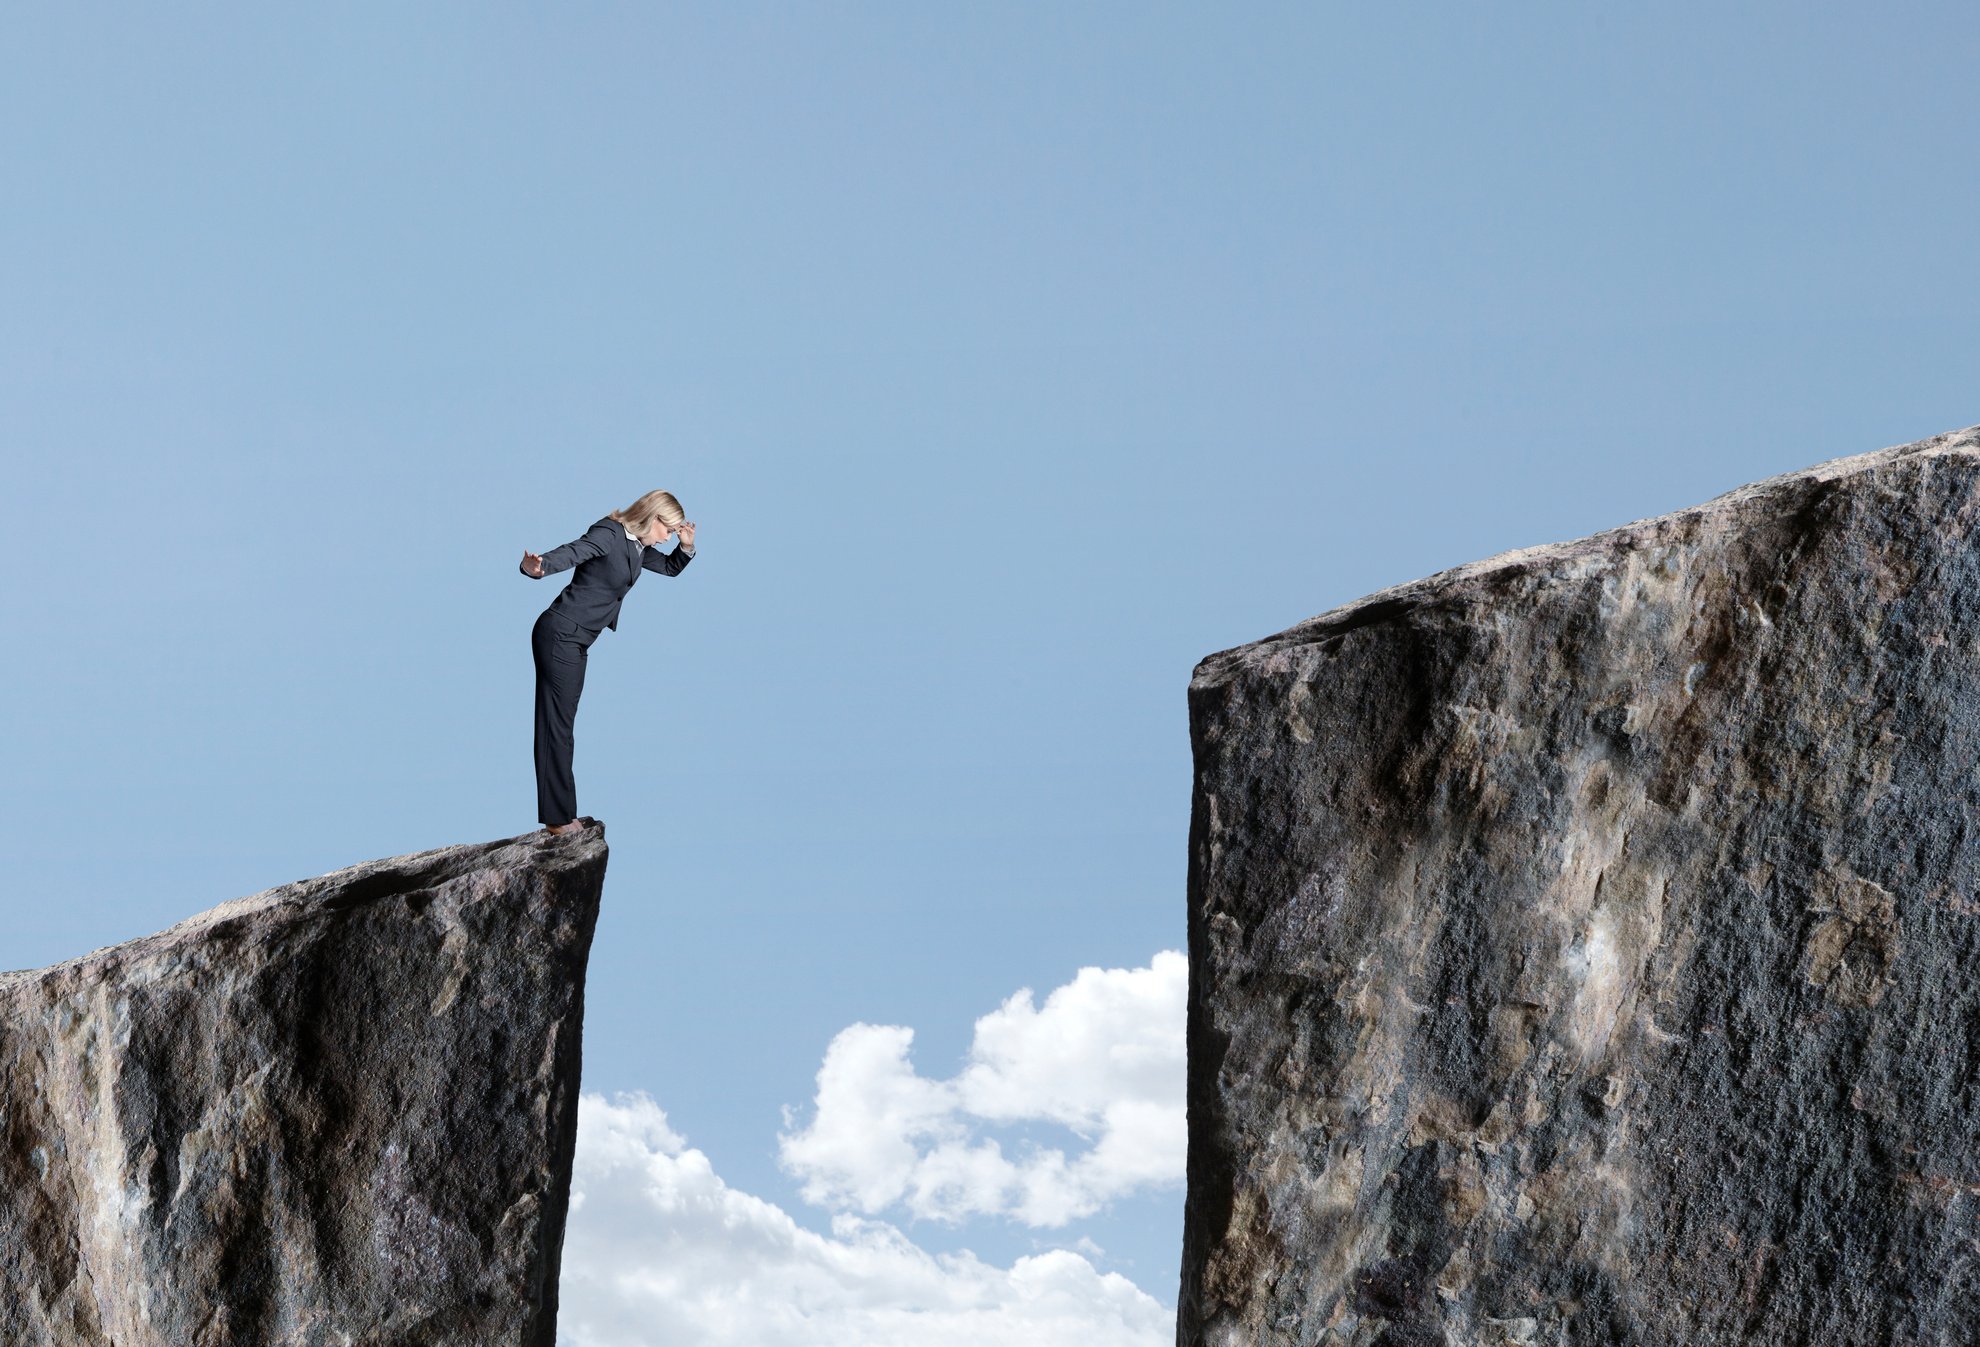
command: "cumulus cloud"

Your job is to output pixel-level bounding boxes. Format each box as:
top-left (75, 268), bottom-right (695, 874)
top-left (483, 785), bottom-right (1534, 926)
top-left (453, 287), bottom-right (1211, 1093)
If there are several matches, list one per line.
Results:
top-left (776, 950), bottom-right (1186, 1227)
top-left (558, 1092), bottom-right (1171, 1347)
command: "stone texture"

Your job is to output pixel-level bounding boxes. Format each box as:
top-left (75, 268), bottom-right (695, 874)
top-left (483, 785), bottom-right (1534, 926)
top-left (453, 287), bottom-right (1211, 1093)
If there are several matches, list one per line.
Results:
top-left (0, 822), bottom-right (605, 1346)
top-left (1179, 424), bottom-right (1980, 1346)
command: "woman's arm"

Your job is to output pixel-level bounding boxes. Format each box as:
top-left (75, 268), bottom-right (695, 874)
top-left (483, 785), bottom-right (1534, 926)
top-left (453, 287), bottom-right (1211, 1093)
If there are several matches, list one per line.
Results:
top-left (523, 522), bottom-right (616, 577)
top-left (640, 519), bottom-right (696, 576)
top-left (641, 544), bottom-right (694, 577)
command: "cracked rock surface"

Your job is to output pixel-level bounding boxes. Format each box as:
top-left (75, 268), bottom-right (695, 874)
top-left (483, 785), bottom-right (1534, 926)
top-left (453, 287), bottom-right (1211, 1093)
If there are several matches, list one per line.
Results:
top-left (0, 823), bottom-right (605, 1346)
top-left (1180, 424), bottom-right (1980, 1346)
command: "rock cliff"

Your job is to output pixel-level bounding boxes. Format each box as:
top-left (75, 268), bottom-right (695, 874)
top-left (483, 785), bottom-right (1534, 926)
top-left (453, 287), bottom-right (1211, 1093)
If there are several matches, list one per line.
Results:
top-left (1180, 424), bottom-right (1980, 1346)
top-left (0, 822), bottom-right (605, 1346)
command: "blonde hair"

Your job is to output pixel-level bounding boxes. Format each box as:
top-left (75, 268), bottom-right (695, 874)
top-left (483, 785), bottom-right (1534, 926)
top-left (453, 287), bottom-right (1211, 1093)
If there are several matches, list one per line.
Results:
top-left (609, 490), bottom-right (686, 536)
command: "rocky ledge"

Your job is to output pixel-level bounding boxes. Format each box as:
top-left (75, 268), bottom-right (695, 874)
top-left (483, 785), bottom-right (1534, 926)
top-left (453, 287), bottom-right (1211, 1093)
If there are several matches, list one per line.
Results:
top-left (0, 822), bottom-right (606, 1346)
top-left (1180, 424), bottom-right (1980, 1345)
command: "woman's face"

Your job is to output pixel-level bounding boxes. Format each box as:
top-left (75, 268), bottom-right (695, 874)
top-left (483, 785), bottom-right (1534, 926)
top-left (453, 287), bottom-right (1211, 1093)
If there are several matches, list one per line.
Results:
top-left (641, 518), bottom-right (674, 546)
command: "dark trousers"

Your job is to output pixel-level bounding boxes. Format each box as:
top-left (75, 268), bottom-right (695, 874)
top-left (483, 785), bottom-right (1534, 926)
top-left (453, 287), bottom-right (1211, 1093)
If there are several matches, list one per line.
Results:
top-left (532, 608), bottom-right (593, 826)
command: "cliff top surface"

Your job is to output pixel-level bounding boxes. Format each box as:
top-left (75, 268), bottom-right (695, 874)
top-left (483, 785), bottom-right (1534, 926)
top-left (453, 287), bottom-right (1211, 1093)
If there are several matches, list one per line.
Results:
top-left (1191, 420), bottom-right (1980, 691)
top-left (0, 820), bottom-right (607, 989)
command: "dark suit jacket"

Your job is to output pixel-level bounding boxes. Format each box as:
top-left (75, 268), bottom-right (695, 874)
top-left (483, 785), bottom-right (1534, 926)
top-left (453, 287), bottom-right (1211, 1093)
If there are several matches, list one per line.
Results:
top-left (522, 516), bottom-right (693, 635)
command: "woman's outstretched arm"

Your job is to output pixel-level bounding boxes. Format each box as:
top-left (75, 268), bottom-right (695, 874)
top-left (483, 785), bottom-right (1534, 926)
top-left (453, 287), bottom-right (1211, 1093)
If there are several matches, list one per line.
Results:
top-left (521, 522), bottom-right (616, 577)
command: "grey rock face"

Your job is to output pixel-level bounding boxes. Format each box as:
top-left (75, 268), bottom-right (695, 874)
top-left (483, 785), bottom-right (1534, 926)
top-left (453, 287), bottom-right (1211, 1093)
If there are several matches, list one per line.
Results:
top-left (1180, 425), bottom-right (1980, 1346)
top-left (0, 824), bottom-right (605, 1346)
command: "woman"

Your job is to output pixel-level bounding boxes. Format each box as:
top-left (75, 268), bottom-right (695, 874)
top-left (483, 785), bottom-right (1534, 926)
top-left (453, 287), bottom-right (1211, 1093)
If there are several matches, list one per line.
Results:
top-left (521, 489), bottom-right (697, 835)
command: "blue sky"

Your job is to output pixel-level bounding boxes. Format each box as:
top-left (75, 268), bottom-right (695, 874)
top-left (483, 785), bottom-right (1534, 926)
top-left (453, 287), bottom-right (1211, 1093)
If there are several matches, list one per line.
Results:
top-left (3, 4), bottom-right (1976, 1340)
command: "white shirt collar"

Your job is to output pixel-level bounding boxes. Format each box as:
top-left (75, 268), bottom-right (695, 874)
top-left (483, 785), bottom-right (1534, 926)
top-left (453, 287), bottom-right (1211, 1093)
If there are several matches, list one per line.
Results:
top-left (623, 525), bottom-right (641, 544)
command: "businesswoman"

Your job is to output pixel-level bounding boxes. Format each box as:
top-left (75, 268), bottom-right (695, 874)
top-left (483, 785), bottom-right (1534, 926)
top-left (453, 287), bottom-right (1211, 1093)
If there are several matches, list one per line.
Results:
top-left (520, 489), bottom-right (697, 834)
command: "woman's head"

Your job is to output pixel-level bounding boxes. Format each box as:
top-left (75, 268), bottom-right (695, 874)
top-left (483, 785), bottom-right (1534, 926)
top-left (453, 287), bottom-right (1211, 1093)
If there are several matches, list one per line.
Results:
top-left (611, 489), bottom-right (687, 543)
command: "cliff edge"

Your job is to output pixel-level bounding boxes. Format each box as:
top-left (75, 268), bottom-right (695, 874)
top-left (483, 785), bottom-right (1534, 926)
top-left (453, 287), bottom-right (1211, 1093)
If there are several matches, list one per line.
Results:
top-left (0, 822), bottom-right (606, 1346)
top-left (1181, 423), bottom-right (1980, 1345)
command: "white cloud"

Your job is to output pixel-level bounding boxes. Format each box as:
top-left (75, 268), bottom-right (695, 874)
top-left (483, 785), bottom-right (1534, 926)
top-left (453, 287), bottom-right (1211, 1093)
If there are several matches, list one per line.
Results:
top-left (776, 951), bottom-right (1186, 1227)
top-left (559, 1092), bottom-right (1171, 1347)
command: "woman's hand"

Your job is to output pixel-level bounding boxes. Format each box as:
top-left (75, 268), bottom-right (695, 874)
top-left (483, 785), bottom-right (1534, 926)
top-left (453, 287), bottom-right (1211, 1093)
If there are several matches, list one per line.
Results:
top-left (521, 549), bottom-right (546, 578)
top-left (678, 521), bottom-right (695, 548)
